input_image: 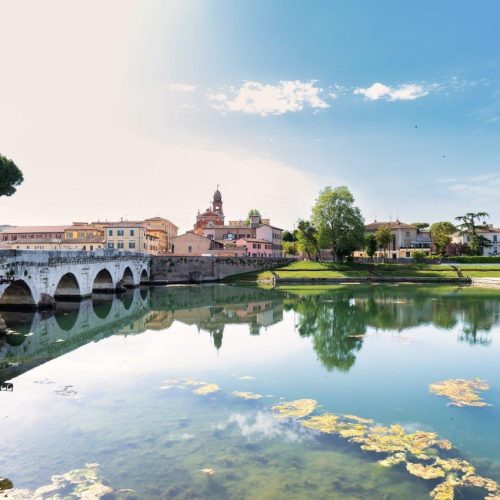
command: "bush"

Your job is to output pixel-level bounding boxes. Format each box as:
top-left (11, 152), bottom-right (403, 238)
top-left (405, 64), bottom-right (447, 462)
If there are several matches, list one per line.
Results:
top-left (412, 250), bottom-right (427, 263)
top-left (443, 256), bottom-right (500, 263)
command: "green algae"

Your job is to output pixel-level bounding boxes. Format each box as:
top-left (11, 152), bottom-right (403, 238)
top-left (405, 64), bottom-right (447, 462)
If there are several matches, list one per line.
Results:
top-left (429, 378), bottom-right (491, 407)
top-left (272, 399), bottom-right (318, 419)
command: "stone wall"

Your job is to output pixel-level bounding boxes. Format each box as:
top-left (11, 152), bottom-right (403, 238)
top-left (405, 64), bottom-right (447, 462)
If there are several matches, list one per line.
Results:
top-left (150, 256), bottom-right (293, 283)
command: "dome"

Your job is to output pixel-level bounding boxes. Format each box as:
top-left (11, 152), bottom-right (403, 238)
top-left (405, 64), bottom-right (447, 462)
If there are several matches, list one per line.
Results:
top-left (213, 188), bottom-right (222, 203)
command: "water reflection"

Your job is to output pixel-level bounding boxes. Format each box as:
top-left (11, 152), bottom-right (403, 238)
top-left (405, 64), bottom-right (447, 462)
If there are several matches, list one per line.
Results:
top-left (1, 284), bottom-right (500, 385)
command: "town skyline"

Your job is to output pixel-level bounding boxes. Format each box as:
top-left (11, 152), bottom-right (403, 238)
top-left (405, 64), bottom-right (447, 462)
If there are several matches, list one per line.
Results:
top-left (1, 0), bottom-right (500, 230)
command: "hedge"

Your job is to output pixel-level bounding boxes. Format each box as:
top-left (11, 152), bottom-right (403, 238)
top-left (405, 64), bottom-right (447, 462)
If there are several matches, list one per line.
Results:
top-left (442, 256), bottom-right (500, 263)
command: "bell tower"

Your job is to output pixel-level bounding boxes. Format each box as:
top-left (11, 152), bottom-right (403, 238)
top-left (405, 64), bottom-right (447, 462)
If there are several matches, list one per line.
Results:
top-left (212, 185), bottom-right (223, 215)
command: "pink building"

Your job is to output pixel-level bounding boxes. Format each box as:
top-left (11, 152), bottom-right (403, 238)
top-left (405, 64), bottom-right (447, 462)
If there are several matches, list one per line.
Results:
top-left (236, 238), bottom-right (273, 257)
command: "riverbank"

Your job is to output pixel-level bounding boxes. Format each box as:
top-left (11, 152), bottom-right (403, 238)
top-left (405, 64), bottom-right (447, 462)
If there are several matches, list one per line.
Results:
top-left (225, 260), bottom-right (500, 287)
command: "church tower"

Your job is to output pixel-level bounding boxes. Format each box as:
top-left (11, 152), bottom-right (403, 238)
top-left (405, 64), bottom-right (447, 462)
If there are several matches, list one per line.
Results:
top-left (212, 186), bottom-right (223, 215)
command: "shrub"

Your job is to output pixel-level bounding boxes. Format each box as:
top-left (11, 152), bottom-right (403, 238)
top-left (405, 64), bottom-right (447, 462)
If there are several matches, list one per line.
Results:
top-left (412, 250), bottom-right (427, 263)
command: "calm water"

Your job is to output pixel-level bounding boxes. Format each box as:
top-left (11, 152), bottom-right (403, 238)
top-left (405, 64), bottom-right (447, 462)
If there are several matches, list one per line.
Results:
top-left (1, 284), bottom-right (500, 499)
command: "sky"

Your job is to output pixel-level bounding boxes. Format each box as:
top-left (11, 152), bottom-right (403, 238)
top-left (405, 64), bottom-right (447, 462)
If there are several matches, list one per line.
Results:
top-left (0, 0), bottom-right (499, 232)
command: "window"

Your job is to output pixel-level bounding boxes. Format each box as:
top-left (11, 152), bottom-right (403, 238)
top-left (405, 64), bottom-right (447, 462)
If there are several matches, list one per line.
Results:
top-left (130, 229), bottom-right (135, 236)
top-left (90, 245), bottom-right (94, 251)
top-left (108, 229), bottom-right (113, 236)
top-left (406, 231), bottom-right (410, 238)
top-left (129, 242), bottom-right (136, 249)
top-left (107, 242), bottom-right (114, 249)
top-left (188, 245), bottom-right (192, 253)
top-left (117, 229), bottom-right (124, 236)
top-left (494, 235), bottom-right (498, 243)
top-left (117, 242), bottom-right (124, 249)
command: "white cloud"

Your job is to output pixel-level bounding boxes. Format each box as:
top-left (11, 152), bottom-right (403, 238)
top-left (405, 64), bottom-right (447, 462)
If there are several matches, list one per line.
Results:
top-left (354, 82), bottom-right (429, 101)
top-left (438, 174), bottom-right (500, 200)
top-left (168, 83), bottom-right (197, 92)
top-left (208, 80), bottom-right (330, 116)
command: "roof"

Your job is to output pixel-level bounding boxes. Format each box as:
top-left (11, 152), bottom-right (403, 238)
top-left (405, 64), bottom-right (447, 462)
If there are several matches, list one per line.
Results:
top-left (172, 232), bottom-right (212, 241)
top-left (144, 217), bottom-right (179, 228)
top-left (258, 223), bottom-right (284, 232)
top-left (365, 221), bottom-right (415, 231)
top-left (237, 238), bottom-right (272, 244)
top-left (102, 222), bottom-right (146, 228)
top-left (1, 225), bottom-right (68, 234)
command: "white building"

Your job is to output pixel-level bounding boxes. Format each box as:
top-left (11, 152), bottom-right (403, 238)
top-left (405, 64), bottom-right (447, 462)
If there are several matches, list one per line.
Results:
top-left (451, 225), bottom-right (500, 256)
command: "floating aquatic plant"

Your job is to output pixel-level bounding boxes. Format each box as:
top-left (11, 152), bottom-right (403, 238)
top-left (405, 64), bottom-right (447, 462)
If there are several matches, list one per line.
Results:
top-left (199, 468), bottom-right (215, 476)
top-left (272, 399), bottom-right (318, 418)
top-left (4, 463), bottom-right (112, 499)
top-left (193, 384), bottom-right (220, 396)
top-left (162, 377), bottom-right (207, 389)
top-left (406, 462), bottom-right (445, 480)
top-left (429, 378), bottom-right (491, 407)
top-left (232, 391), bottom-right (263, 400)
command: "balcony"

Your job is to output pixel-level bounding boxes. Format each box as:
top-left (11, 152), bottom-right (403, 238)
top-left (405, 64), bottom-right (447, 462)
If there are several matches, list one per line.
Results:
top-left (399, 241), bottom-right (431, 249)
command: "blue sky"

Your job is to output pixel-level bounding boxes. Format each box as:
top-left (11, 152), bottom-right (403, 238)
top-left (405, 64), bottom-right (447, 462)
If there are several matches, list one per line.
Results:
top-left (0, 1), bottom-right (499, 230)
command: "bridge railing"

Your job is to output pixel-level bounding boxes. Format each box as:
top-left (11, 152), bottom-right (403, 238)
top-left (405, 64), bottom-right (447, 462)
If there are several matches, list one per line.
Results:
top-left (0, 249), bottom-right (150, 262)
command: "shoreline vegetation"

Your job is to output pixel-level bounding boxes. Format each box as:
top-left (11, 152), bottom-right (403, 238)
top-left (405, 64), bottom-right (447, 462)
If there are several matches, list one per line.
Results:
top-left (225, 260), bottom-right (500, 288)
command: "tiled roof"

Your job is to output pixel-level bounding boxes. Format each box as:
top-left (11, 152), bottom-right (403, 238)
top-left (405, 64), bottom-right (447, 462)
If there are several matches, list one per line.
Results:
top-left (1, 225), bottom-right (68, 234)
top-left (102, 222), bottom-right (146, 228)
top-left (365, 221), bottom-right (415, 230)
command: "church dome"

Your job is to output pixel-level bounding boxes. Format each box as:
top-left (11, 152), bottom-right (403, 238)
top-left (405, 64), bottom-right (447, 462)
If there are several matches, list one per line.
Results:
top-left (213, 188), bottom-right (222, 203)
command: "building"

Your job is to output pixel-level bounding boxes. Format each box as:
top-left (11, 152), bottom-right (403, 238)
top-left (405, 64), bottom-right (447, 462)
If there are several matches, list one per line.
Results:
top-left (236, 238), bottom-right (273, 257)
top-left (193, 187), bottom-right (225, 235)
top-left (354, 220), bottom-right (432, 259)
top-left (143, 217), bottom-right (178, 255)
top-left (171, 232), bottom-right (224, 255)
top-left (451, 225), bottom-right (500, 256)
top-left (102, 222), bottom-right (148, 253)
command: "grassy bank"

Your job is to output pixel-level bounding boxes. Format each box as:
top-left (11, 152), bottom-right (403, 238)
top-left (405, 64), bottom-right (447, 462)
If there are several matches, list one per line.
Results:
top-left (225, 260), bottom-right (500, 283)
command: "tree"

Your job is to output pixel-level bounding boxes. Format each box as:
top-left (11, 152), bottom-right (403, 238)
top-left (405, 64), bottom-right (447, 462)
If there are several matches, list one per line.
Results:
top-left (282, 241), bottom-right (297, 257)
top-left (375, 225), bottom-right (392, 258)
top-left (243, 209), bottom-right (262, 226)
top-left (311, 186), bottom-right (365, 261)
top-left (0, 153), bottom-right (23, 197)
top-left (412, 222), bottom-right (429, 231)
top-left (364, 233), bottom-right (377, 259)
top-left (430, 221), bottom-right (457, 256)
top-left (296, 219), bottom-right (319, 259)
top-left (445, 242), bottom-right (470, 257)
top-left (455, 212), bottom-right (491, 256)
top-left (282, 230), bottom-right (296, 242)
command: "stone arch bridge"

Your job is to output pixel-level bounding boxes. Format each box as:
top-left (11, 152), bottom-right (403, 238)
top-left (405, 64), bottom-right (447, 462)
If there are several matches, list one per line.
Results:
top-left (0, 250), bottom-right (150, 309)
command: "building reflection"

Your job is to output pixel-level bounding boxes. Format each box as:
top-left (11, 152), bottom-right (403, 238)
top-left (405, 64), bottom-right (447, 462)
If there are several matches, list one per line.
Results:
top-left (1, 284), bottom-right (500, 385)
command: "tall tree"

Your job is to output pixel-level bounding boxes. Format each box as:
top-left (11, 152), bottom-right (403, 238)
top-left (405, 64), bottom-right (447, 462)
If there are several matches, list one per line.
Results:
top-left (430, 221), bottom-right (457, 256)
top-left (375, 225), bottom-right (392, 258)
top-left (0, 153), bottom-right (23, 197)
top-left (455, 212), bottom-right (490, 256)
top-left (412, 222), bottom-right (429, 231)
top-left (364, 233), bottom-right (377, 259)
top-left (282, 230), bottom-right (296, 242)
top-left (311, 186), bottom-right (365, 260)
top-left (296, 219), bottom-right (319, 259)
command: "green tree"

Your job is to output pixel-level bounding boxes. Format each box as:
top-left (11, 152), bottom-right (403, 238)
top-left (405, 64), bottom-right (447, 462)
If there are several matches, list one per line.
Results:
top-left (455, 212), bottom-right (491, 256)
top-left (412, 222), bottom-right (429, 231)
top-left (375, 225), bottom-right (392, 258)
top-left (282, 241), bottom-right (297, 256)
top-left (296, 219), bottom-right (319, 259)
top-left (0, 153), bottom-right (23, 197)
top-left (430, 221), bottom-right (456, 256)
top-left (282, 230), bottom-right (296, 242)
top-left (364, 233), bottom-right (377, 258)
top-left (311, 186), bottom-right (365, 261)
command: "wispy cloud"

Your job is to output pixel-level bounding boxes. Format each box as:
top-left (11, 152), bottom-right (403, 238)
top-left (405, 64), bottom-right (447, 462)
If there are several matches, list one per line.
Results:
top-left (354, 82), bottom-right (429, 101)
top-left (168, 83), bottom-right (197, 92)
top-left (208, 80), bottom-right (330, 116)
top-left (437, 173), bottom-right (500, 200)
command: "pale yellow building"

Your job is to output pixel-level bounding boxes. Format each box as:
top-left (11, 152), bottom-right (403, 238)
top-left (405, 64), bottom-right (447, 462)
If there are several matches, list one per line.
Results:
top-left (144, 217), bottom-right (178, 254)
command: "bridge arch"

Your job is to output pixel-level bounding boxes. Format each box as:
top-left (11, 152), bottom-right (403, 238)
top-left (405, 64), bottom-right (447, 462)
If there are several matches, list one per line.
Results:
top-left (140, 269), bottom-right (149, 284)
top-left (0, 280), bottom-right (36, 309)
top-left (54, 273), bottom-right (81, 300)
top-left (122, 267), bottom-right (135, 288)
top-left (92, 268), bottom-right (115, 293)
